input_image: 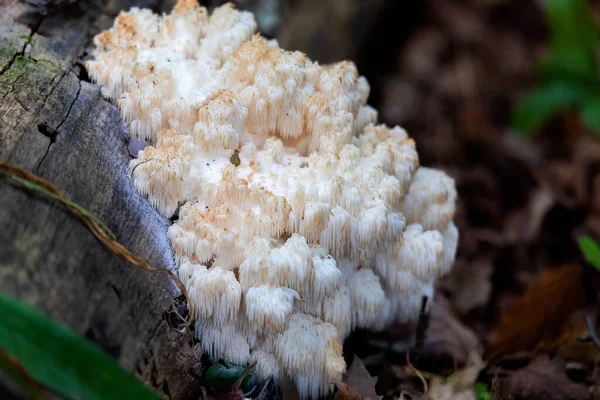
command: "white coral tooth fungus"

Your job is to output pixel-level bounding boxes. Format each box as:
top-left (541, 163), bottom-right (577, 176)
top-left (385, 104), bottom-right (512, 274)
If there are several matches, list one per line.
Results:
top-left (86, 1), bottom-right (459, 397)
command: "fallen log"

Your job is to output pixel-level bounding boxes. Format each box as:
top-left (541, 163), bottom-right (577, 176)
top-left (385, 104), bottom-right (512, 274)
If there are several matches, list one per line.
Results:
top-left (0, 1), bottom-right (202, 398)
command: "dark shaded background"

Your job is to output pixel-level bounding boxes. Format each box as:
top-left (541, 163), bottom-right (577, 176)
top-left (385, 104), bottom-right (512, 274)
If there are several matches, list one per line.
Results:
top-left (221, 1), bottom-right (600, 398)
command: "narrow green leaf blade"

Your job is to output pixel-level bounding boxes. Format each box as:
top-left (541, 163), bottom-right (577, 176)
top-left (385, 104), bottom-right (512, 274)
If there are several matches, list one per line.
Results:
top-left (0, 347), bottom-right (46, 400)
top-left (578, 235), bottom-right (600, 271)
top-left (0, 293), bottom-right (161, 400)
top-left (580, 97), bottom-right (600, 135)
top-left (512, 82), bottom-right (585, 134)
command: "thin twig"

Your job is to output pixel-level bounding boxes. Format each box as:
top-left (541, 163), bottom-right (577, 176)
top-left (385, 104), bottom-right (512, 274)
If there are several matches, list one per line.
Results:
top-left (253, 377), bottom-right (275, 400)
top-left (415, 296), bottom-right (429, 350)
top-left (10, 174), bottom-right (116, 240)
top-left (130, 157), bottom-right (156, 176)
top-left (578, 315), bottom-right (600, 349)
top-left (0, 161), bottom-right (195, 336)
top-left (406, 351), bottom-right (428, 395)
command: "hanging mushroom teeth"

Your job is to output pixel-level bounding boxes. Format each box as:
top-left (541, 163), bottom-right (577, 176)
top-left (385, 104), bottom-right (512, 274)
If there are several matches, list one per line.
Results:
top-left (86, 0), bottom-right (459, 398)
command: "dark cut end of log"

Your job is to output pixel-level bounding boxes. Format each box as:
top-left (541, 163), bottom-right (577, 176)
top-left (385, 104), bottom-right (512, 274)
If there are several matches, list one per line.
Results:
top-left (0, 1), bottom-right (202, 398)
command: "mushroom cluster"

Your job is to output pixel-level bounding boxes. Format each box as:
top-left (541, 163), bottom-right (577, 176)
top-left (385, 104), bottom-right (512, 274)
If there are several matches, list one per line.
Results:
top-left (86, 1), bottom-right (459, 397)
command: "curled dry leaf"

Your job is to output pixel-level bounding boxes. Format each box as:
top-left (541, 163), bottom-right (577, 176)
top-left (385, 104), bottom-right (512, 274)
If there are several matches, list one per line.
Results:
top-left (443, 257), bottom-right (493, 314)
top-left (489, 373), bottom-right (514, 400)
top-left (334, 356), bottom-right (382, 400)
top-left (556, 310), bottom-right (600, 365)
top-left (425, 351), bottom-right (486, 400)
top-left (253, 378), bottom-right (276, 400)
top-left (334, 382), bottom-right (363, 400)
top-left (419, 295), bottom-right (480, 369)
top-left (426, 378), bottom-right (477, 400)
top-left (548, 136), bottom-right (600, 209)
top-left (502, 185), bottom-right (554, 244)
top-left (492, 355), bottom-right (588, 400)
top-left (487, 264), bottom-right (585, 360)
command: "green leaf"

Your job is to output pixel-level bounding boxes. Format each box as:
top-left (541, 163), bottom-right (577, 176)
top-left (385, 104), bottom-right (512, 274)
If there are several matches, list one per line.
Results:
top-left (538, 49), bottom-right (599, 85)
top-left (578, 235), bottom-right (600, 270)
top-left (205, 362), bottom-right (254, 393)
top-left (512, 0), bottom-right (600, 137)
top-left (0, 347), bottom-right (46, 400)
top-left (545, 0), bottom-right (600, 55)
top-left (473, 382), bottom-right (491, 400)
top-left (580, 97), bottom-right (600, 135)
top-left (541, 0), bottom-right (600, 84)
top-left (0, 293), bottom-right (161, 400)
top-left (512, 82), bottom-right (587, 134)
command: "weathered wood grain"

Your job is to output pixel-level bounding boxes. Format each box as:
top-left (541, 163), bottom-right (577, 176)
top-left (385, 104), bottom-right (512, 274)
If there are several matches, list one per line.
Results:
top-left (0, 1), bottom-right (202, 398)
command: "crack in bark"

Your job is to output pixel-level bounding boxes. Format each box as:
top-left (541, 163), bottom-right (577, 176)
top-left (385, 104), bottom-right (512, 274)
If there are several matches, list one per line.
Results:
top-left (36, 79), bottom-right (81, 171)
top-left (1, 4), bottom-right (204, 398)
top-left (0, 13), bottom-right (43, 76)
top-left (0, 62), bottom-right (64, 128)
top-left (2, 107), bottom-right (26, 140)
top-left (0, 67), bottom-right (28, 105)
top-left (55, 79), bottom-right (81, 134)
top-left (0, 45), bottom-right (28, 78)
top-left (0, 52), bottom-right (21, 77)
top-left (0, 16), bottom-right (44, 107)
top-left (38, 70), bottom-right (65, 108)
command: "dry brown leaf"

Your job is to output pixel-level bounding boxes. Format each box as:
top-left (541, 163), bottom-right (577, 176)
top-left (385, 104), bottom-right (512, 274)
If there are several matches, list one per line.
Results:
top-left (334, 382), bottom-right (363, 400)
top-left (493, 355), bottom-right (588, 400)
top-left (424, 351), bottom-right (486, 400)
top-left (419, 295), bottom-right (480, 369)
top-left (548, 136), bottom-right (600, 208)
top-left (502, 186), bottom-right (554, 244)
top-left (556, 310), bottom-right (600, 365)
top-left (443, 257), bottom-right (493, 314)
top-left (489, 373), bottom-right (514, 400)
top-left (426, 379), bottom-right (477, 400)
top-left (334, 356), bottom-right (382, 400)
top-left (198, 386), bottom-right (211, 400)
top-left (487, 264), bottom-right (585, 359)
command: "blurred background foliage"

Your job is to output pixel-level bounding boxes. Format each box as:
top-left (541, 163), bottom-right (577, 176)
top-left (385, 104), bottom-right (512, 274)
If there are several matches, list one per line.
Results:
top-left (513, 0), bottom-right (600, 136)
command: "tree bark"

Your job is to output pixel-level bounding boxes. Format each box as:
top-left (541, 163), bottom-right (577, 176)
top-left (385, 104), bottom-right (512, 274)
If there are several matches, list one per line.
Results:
top-left (0, 1), bottom-right (202, 398)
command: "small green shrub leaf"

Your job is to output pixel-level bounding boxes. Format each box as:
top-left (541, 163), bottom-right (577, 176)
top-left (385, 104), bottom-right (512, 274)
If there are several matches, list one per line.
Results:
top-left (473, 382), bottom-right (491, 400)
top-left (0, 293), bottom-right (161, 400)
top-left (580, 97), bottom-right (600, 135)
top-left (578, 235), bottom-right (600, 271)
top-left (205, 361), bottom-right (254, 393)
top-left (512, 82), bottom-right (586, 134)
top-left (546, 0), bottom-right (600, 56)
top-left (513, 0), bottom-right (600, 136)
top-left (538, 49), bottom-right (598, 84)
